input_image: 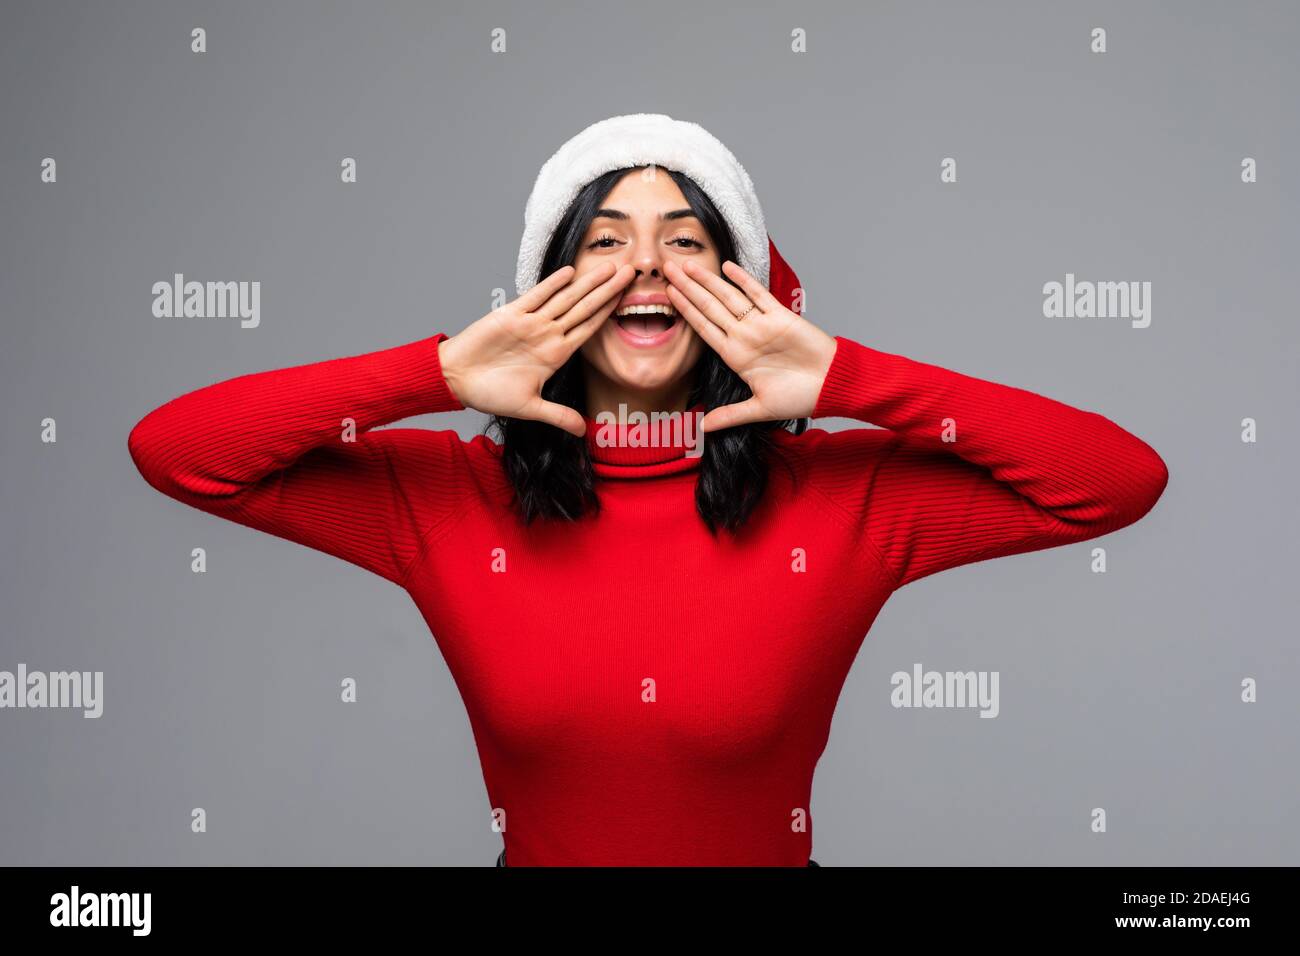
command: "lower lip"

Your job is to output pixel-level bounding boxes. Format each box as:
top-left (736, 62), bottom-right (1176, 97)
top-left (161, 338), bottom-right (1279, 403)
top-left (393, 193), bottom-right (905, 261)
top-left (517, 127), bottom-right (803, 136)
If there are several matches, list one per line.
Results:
top-left (613, 314), bottom-right (680, 348)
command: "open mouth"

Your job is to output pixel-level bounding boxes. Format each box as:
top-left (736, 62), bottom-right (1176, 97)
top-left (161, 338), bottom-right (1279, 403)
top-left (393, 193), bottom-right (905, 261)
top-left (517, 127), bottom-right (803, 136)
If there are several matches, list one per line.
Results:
top-left (614, 303), bottom-right (678, 338)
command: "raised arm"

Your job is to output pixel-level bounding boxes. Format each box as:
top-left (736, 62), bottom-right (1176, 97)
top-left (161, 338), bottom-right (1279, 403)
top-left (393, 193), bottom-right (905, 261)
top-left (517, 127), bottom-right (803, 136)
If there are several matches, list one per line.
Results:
top-left (810, 336), bottom-right (1170, 589)
top-left (127, 261), bottom-right (639, 587)
top-left (127, 333), bottom-right (469, 588)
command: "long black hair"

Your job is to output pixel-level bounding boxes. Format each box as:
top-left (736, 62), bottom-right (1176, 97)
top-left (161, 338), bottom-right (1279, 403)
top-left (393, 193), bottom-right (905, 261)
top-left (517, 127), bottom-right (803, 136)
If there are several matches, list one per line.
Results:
top-left (487, 166), bottom-right (807, 534)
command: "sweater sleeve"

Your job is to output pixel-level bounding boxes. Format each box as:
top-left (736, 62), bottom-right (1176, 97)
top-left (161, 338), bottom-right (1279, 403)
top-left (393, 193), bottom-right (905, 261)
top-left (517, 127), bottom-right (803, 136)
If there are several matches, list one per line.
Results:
top-left (810, 335), bottom-right (1169, 590)
top-left (127, 333), bottom-right (469, 588)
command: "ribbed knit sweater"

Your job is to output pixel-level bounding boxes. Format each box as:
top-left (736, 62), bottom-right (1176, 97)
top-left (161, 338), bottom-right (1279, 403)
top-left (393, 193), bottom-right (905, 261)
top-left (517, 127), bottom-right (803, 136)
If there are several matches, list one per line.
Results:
top-left (126, 333), bottom-right (1168, 866)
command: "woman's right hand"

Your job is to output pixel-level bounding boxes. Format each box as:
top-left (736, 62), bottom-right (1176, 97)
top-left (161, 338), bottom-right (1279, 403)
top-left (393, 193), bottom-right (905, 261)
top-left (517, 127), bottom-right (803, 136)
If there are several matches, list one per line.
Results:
top-left (437, 261), bottom-right (635, 436)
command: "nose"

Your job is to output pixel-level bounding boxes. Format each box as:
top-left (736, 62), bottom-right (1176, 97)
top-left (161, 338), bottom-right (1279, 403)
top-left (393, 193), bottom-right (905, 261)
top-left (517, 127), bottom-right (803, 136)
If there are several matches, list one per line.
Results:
top-left (629, 240), bottom-right (664, 282)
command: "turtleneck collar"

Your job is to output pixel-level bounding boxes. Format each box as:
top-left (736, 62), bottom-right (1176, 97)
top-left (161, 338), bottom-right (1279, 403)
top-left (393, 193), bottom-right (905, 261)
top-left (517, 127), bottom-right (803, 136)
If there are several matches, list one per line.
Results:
top-left (583, 404), bottom-right (706, 479)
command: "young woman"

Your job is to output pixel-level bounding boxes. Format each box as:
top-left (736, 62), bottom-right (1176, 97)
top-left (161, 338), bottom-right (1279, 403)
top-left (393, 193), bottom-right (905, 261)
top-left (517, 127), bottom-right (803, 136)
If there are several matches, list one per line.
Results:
top-left (127, 114), bottom-right (1169, 867)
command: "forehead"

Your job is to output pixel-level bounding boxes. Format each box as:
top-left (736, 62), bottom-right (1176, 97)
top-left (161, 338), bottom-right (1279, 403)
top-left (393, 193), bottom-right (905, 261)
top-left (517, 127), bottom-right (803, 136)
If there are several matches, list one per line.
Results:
top-left (598, 168), bottom-right (691, 212)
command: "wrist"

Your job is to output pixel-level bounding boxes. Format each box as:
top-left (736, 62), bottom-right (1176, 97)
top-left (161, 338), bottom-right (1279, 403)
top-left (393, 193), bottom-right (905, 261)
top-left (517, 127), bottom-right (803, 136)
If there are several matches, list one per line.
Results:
top-left (810, 328), bottom-right (838, 387)
top-left (436, 335), bottom-right (467, 406)
top-left (806, 331), bottom-right (840, 418)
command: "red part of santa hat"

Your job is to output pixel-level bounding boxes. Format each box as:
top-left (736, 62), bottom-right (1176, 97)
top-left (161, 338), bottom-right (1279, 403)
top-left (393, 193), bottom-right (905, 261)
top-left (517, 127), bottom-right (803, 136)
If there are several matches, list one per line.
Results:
top-left (766, 234), bottom-right (802, 315)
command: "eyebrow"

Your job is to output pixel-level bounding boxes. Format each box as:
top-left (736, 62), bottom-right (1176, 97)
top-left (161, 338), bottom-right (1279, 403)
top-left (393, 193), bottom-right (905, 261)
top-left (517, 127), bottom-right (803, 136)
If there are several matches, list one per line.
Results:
top-left (591, 208), bottom-right (698, 222)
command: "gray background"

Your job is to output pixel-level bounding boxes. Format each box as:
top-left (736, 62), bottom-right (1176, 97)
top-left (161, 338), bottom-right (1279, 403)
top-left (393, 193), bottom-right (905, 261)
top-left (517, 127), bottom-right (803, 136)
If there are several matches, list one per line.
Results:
top-left (2, 0), bottom-right (1296, 865)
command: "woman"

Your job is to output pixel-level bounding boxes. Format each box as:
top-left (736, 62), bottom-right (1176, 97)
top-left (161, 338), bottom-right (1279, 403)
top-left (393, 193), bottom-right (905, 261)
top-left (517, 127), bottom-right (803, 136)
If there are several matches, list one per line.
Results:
top-left (127, 113), bottom-right (1169, 867)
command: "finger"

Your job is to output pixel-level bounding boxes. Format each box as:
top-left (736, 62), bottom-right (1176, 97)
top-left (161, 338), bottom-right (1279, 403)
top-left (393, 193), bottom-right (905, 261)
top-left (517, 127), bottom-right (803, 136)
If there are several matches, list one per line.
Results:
top-left (679, 259), bottom-right (759, 320)
top-left (665, 284), bottom-right (728, 352)
top-left (556, 263), bottom-right (635, 333)
top-left (522, 397), bottom-right (586, 437)
top-left (700, 397), bottom-right (768, 432)
top-left (663, 260), bottom-right (742, 332)
top-left (534, 261), bottom-right (620, 323)
top-left (562, 286), bottom-right (622, 345)
top-left (721, 260), bottom-right (782, 313)
top-left (513, 265), bottom-right (575, 313)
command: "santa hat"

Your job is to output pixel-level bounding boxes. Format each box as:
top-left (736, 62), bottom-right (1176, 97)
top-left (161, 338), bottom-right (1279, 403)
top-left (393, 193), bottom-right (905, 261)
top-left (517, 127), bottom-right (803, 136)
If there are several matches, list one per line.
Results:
top-left (515, 113), bottom-right (802, 313)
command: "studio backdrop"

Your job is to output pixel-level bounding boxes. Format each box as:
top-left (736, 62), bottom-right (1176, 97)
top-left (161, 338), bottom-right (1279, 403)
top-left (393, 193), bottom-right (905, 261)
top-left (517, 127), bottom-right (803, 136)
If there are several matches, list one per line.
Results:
top-left (1, 0), bottom-right (1296, 865)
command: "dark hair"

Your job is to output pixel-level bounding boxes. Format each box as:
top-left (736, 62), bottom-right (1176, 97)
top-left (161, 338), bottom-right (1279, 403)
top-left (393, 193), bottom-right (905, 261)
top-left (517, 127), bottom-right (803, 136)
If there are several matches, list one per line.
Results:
top-left (488, 166), bottom-right (807, 534)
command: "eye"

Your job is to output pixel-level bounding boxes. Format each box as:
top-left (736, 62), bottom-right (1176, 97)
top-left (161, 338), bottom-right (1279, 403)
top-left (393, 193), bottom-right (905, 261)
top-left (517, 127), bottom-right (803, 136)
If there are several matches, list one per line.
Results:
top-left (586, 232), bottom-right (622, 249)
top-left (669, 235), bottom-right (706, 249)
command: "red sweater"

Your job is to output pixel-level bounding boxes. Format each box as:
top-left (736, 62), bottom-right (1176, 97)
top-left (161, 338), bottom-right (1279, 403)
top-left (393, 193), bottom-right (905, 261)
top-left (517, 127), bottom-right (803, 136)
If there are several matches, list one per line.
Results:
top-left (127, 333), bottom-right (1168, 866)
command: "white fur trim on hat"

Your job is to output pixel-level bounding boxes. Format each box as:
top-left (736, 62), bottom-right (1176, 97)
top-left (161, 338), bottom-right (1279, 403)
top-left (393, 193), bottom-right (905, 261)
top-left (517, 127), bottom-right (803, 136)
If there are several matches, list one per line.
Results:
top-left (515, 113), bottom-right (769, 297)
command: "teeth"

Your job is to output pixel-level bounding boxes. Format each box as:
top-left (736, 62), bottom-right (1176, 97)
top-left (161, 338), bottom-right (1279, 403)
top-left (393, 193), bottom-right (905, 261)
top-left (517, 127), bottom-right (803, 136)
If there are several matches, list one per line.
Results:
top-left (615, 304), bottom-right (676, 317)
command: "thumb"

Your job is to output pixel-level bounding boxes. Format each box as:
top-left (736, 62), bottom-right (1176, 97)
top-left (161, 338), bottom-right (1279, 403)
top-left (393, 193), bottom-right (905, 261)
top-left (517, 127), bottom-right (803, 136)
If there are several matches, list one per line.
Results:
top-left (523, 397), bottom-right (586, 437)
top-left (700, 398), bottom-right (767, 432)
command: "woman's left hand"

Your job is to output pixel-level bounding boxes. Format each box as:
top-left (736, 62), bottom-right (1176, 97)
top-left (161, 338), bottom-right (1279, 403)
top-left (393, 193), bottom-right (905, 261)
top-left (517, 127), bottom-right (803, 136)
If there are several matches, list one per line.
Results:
top-left (664, 259), bottom-right (839, 432)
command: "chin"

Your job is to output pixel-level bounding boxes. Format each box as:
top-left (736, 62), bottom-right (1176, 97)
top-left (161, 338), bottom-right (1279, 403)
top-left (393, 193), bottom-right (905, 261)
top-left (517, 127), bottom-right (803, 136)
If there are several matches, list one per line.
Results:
top-left (582, 323), bottom-right (702, 394)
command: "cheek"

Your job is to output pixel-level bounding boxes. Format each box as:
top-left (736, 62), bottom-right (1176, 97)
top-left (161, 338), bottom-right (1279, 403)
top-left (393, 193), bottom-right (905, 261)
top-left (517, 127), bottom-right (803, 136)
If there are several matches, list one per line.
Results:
top-left (577, 324), bottom-right (623, 379)
top-left (680, 326), bottom-right (706, 364)
top-left (571, 259), bottom-right (615, 288)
